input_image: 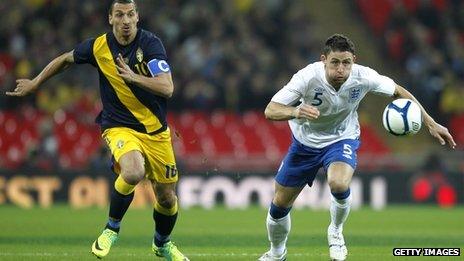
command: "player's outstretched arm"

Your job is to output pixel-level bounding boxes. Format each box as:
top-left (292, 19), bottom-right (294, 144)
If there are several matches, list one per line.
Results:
top-left (394, 84), bottom-right (456, 149)
top-left (115, 54), bottom-right (173, 98)
top-left (5, 51), bottom-right (75, 97)
top-left (265, 101), bottom-right (320, 121)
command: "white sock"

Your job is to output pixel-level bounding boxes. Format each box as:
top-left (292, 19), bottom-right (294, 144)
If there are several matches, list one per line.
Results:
top-left (266, 212), bottom-right (291, 256)
top-left (330, 194), bottom-right (351, 230)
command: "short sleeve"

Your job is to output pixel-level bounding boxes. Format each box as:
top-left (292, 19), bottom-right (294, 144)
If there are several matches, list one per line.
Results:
top-left (73, 38), bottom-right (96, 65)
top-left (145, 35), bottom-right (170, 76)
top-left (145, 35), bottom-right (168, 61)
top-left (271, 67), bottom-right (311, 106)
top-left (364, 67), bottom-right (396, 96)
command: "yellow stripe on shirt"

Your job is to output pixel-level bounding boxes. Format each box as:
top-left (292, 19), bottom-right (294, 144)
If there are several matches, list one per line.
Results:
top-left (93, 34), bottom-right (162, 133)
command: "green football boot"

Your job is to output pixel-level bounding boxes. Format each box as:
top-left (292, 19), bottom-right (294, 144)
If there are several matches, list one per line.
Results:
top-left (91, 228), bottom-right (118, 259)
top-left (152, 241), bottom-right (189, 261)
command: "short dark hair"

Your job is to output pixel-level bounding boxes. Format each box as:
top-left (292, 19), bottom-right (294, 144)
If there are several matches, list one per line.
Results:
top-left (323, 34), bottom-right (355, 55)
top-left (109, 0), bottom-right (137, 15)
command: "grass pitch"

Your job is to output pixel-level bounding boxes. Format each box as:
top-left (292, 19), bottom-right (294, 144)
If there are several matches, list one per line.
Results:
top-left (0, 206), bottom-right (462, 260)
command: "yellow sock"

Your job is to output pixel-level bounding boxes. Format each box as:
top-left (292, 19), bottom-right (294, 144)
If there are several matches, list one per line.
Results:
top-left (114, 176), bottom-right (136, 195)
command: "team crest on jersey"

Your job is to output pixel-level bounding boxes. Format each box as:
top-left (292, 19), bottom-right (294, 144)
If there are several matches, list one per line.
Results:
top-left (136, 47), bottom-right (143, 63)
top-left (350, 88), bottom-right (361, 102)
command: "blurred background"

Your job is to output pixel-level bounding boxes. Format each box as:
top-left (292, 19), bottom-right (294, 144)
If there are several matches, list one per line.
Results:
top-left (0, 0), bottom-right (463, 209)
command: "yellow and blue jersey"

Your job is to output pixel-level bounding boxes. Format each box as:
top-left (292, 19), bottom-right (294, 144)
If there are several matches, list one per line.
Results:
top-left (73, 29), bottom-right (170, 135)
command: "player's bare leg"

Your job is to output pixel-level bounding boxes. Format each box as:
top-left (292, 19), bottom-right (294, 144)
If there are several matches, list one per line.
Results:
top-left (151, 181), bottom-right (189, 261)
top-left (92, 150), bottom-right (145, 258)
top-left (259, 182), bottom-right (304, 261)
top-left (326, 162), bottom-right (354, 261)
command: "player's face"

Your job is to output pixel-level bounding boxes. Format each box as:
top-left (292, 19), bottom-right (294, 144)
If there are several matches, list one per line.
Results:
top-left (109, 3), bottom-right (139, 39)
top-left (321, 51), bottom-right (355, 88)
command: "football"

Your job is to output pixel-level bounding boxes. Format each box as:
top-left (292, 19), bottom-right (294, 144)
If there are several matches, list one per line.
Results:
top-left (382, 98), bottom-right (422, 136)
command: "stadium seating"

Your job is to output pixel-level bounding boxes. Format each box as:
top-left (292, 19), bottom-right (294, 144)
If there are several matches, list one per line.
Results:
top-left (0, 110), bottom-right (42, 168)
top-left (53, 112), bottom-right (101, 169)
top-left (0, 110), bottom-right (393, 171)
top-left (356, 0), bottom-right (448, 35)
top-left (357, 0), bottom-right (451, 62)
top-left (356, 0), bottom-right (393, 35)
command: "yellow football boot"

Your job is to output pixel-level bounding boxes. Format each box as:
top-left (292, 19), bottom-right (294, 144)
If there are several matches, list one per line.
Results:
top-left (91, 229), bottom-right (118, 259)
top-left (152, 241), bottom-right (189, 261)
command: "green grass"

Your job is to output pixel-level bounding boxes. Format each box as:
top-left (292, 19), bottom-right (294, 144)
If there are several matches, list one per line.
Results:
top-left (0, 206), bottom-right (462, 260)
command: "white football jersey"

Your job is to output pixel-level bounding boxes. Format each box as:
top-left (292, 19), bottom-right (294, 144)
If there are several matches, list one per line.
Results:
top-left (271, 61), bottom-right (395, 148)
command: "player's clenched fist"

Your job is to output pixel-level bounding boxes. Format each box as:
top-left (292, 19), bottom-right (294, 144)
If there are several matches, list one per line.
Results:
top-left (292, 104), bottom-right (320, 120)
top-left (5, 79), bottom-right (38, 96)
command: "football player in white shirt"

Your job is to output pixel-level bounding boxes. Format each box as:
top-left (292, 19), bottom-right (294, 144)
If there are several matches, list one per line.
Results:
top-left (258, 34), bottom-right (456, 261)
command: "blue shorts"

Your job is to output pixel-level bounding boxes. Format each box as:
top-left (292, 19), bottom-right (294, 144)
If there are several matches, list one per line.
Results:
top-left (275, 137), bottom-right (360, 187)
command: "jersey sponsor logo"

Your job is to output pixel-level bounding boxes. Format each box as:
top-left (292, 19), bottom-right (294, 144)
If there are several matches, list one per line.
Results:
top-left (136, 47), bottom-right (143, 63)
top-left (147, 59), bottom-right (170, 76)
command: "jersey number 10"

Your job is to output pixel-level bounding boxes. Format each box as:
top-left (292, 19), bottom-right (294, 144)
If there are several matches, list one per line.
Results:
top-left (134, 62), bottom-right (149, 76)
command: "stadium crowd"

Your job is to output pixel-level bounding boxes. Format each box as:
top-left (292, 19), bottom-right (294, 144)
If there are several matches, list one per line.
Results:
top-left (0, 0), bottom-right (316, 112)
top-left (0, 0), bottom-right (462, 170)
top-left (358, 0), bottom-right (464, 121)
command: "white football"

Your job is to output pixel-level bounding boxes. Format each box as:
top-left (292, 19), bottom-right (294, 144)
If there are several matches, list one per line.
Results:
top-left (382, 98), bottom-right (422, 136)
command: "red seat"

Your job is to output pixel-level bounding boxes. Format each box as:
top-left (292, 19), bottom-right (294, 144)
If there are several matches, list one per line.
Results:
top-left (52, 112), bottom-right (102, 169)
top-left (267, 121), bottom-right (292, 154)
top-left (55, 117), bottom-right (80, 155)
top-left (2, 144), bottom-right (27, 169)
top-left (2, 115), bottom-right (19, 137)
top-left (173, 111), bottom-right (207, 155)
top-left (359, 125), bottom-right (390, 155)
top-left (238, 119), bottom-right (266, 155)
top-left (207, 111), bottom-right (237, 155)
top-left (356, 0), bottom-right (393, 35)
top-left (57, 124), bottom-right (101, 169)
top-left (386, 30), bottom-right (405, 62)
